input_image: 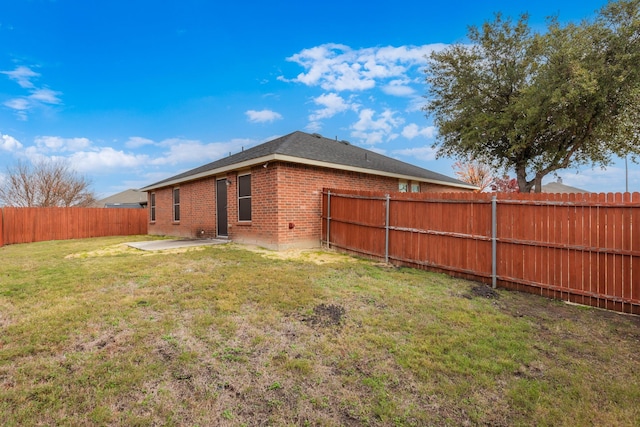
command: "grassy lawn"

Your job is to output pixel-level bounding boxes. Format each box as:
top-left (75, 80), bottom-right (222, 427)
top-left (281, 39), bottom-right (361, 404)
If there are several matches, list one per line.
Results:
top-left (1, 236), bottom-right (639, 426)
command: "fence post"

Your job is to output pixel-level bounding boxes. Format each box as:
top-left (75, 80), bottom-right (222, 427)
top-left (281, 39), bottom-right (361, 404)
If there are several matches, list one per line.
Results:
top-left (491, 195), bottom-right (497, 289)
top-left (385, 194), bottom-right (390, 263)
top-left (326, 191), bottom-right (331, 248)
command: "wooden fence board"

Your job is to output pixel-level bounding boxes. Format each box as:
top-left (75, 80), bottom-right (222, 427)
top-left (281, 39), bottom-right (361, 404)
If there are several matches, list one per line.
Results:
top-left (621, 193), bottom-right (631, 312)
top-left (323, 189), bottom-right (640, 315)
top-left (0, 207), bottom-right (148, 247)
top-left (596, 193), bottom-right (607, 308)
top-left (632, 194), bottom-right (638, 303)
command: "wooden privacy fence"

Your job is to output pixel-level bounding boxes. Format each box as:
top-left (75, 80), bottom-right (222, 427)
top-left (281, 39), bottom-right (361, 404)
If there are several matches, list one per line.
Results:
top-left (322, 189), bottom-right (640, 315)
top-left (0, 207), bottom-right (148, 247)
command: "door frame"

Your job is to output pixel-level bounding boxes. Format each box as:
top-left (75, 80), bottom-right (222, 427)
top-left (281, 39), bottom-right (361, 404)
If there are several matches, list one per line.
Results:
top-left (216, 178), bottom-right (228, 237)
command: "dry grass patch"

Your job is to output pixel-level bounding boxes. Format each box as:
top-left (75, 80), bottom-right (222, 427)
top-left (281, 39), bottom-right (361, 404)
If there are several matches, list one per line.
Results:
top-left (240, 244), bottom-right (357, 265)
top-left (65, 242), bottom-right (208, 259)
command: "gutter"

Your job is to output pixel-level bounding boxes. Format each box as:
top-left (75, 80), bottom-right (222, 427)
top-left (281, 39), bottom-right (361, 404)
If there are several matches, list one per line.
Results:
top-left (141, 154), bottom-right (479, 192)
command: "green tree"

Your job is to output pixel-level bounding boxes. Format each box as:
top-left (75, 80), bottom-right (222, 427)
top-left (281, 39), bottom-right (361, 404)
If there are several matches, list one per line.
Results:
top-left (424, 0), bottom-right (640, 193)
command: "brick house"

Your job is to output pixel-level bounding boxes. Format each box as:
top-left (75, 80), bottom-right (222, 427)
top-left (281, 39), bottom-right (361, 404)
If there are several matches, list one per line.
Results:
top-left (141, 131), bottom-right (476, 249)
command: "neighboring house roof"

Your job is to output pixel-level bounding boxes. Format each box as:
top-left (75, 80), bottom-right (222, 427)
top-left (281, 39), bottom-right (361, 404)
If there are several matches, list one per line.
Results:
top-left (142, 131), bottom-right (477, 191)
top-left (541, 180), bottom-right (589, 194)
top-left (95, 189), bottom-right (148, 208)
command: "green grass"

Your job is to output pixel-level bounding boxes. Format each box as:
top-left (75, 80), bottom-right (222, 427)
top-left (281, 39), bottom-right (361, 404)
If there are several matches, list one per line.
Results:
top-left (1, 236), bottom-right (639, 426)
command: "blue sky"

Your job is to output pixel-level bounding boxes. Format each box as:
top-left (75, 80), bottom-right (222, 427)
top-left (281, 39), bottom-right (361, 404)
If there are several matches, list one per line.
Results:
top-left (1, 0), bottom-right (635, 198)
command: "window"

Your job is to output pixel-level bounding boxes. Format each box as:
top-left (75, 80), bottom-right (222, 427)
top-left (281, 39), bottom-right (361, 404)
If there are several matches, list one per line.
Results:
top-left (238, 174), bottom-right (251, 221)
top-left (173, 188), bottom-right (180, 222)
top-left (410, 182), bottom-right (420, 193)
top-left (150, 192), bottom-right (156, 222)
top-left (398, 180), bottom-right (408, 193)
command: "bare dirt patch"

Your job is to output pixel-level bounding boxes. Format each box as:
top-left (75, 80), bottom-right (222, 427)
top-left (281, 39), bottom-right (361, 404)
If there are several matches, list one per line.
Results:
top-left (301, 303), bottom-right (346, 328)
top-left (464, 284), bottom-right (500, 299)
top-left (72, 327), bottom-right (134, 355)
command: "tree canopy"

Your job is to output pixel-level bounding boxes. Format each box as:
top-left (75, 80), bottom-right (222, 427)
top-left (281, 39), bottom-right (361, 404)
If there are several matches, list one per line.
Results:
top-left (424, 0), bottom-right (640, 192)
top-left (0, 159), bottom-right (96, 207)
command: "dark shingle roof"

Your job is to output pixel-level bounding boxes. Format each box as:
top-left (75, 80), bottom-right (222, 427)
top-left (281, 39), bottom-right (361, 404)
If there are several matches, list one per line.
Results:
top-left (142, 131), bottom-right (474, 190)
top-left (94, 189), bottom-right (147, 207)
top-left (541, 181), bottom-right (589, 193)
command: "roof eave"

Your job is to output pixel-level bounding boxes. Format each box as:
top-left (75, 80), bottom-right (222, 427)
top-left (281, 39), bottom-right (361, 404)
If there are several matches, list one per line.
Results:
top-left (140, 154), bottom-right (479, 192)
top-left (140, 154), bottom-right (279, 191)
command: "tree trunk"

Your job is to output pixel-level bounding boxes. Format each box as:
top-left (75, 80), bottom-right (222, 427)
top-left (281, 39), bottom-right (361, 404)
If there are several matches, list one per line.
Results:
top-left (515, 165), bottom-right (534, 193)
top-left (533, 176), bottom-right (543, 193)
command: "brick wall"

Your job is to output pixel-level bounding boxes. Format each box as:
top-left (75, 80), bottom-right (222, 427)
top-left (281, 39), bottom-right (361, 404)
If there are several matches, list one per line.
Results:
top-left (227, 166), bottom-right (280, 247)
top-left (148, 162), bottom-right (471, 249)
top-left (148, 176), bottom-right (218, 239)
top-left (265, 162), bottom-right (402, 249)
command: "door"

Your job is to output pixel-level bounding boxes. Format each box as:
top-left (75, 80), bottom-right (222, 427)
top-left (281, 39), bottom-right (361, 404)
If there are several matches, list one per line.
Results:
top-left (216, 179), bottom-right (228, 237)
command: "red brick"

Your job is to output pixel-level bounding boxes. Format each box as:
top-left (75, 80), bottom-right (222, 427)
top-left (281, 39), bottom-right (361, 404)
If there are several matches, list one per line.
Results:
top-left (148, 162), bottom-right (469, 249)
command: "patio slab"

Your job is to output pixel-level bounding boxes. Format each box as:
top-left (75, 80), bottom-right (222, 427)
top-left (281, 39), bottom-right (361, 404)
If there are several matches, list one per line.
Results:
top-left (127, 239), bottom-right (228, 251)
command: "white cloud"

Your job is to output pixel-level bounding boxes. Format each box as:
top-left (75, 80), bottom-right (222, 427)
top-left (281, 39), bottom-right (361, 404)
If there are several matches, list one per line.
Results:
top-left (350, 108), bottom-right (403, 144)
top-left (392, 145), bottom-right (438, 162)
top-left (309, 92), bottom-right (358, 121)
top-left (279, 43), bottom-right (449, 142)
top-left (4, 98), bottom-right (31, 120)
top-left (552, 166), bottom-right (636, 194)
top-left (376, 44), bottom-right (448, 63)
top-left (401, 123), bottom-right (436, 139)
top-left (15, 134), bottom-right (263, 183)
top-left (35, 136), bottom-right (91, 152)
top-left (1, 133), bottom-right (23, 151)
top-left (282, 43), bottom-right (446, 92)
top-left (68, 148), bottom-right (149, 173)
top-left (20, 136), bottom-right (147, 174)
top-left (406, 96), bottom-right (426, 113)
top-left (23, 146), bottom-right (45, 162)
top-left (1, 65), bottom-right (39, 88)
top-left (305, 121), bottom-right (322, 133)
top-left (367, 146), bottom-right (388, 156)
top-left (125, 136), bottom-right (155, 148)
top-left (153, 139), bottom-right (217, 164)
top-left (141, 171), bottom-right (177, 186)
top-left (1, 65), bottom-right (62, 120)
top-left (29, 88), bottom-right (62, 104)
top-left (382, 79), bottom-right (415, 97)
top-left (245, 109), bottom-right (283, 123)
top-left (5, 102), bottom-right (29, 120)
top-left (4, 98), bottom-right (30, 111)
top-left (281, 44), bottom-right (349, 86)
top-left (152, 138), bottom-right (255, 165)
